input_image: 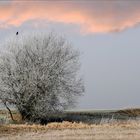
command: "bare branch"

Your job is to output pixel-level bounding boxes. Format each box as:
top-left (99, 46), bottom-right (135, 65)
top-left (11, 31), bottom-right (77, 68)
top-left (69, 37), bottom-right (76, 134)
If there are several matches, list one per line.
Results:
top-left (0, 33), bottom-right (84, 122)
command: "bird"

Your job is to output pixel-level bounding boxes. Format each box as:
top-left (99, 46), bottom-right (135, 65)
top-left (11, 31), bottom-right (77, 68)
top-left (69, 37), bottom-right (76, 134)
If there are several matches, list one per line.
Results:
top-left (16, 32), bottom-right (18, 35)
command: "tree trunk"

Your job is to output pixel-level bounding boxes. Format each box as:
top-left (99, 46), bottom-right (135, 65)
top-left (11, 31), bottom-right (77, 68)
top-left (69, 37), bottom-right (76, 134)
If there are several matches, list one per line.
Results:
top-left (3, 102), bottom-right (15, 121)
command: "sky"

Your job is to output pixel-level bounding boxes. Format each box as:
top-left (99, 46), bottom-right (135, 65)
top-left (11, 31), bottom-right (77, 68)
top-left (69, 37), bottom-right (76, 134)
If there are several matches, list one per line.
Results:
top-left (0, 0), bottom-right (140, 110)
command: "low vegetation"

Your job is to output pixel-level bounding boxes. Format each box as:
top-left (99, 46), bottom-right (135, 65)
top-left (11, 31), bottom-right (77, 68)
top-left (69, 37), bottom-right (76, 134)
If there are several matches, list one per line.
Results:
top-left (0, 108), bottom-right (140, 124)
top-left (0, 108), bottom-right (140, 139)
top-left (0, 121), bottom-right (140, 140)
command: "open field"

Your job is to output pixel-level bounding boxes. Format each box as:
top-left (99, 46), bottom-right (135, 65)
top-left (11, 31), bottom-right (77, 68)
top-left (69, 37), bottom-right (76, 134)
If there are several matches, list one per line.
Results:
top-left (1, 108), bottom-right (140, 125)
top-left (0, 121), bottom-right (140, 140)
top-left (0, 108), bottom-right (140, 140)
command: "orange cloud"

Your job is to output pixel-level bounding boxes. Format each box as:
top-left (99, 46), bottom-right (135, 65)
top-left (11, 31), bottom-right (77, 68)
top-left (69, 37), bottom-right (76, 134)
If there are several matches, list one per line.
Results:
top-left (0, 1), bottom-right (140, 33)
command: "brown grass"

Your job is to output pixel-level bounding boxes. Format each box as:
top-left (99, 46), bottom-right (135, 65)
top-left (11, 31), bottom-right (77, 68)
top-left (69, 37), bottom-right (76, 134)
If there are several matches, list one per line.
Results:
top-left (0, 121), bottom-right (93, 136)
top-left (0, 121), bottom-right (140, 140)
top-left (0, 109), bottom-right (22, 122)
top-left (0, 108), bottom-right (140, 139)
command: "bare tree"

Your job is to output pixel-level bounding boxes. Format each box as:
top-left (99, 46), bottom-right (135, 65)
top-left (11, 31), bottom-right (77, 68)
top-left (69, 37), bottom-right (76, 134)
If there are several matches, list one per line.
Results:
top-left (0, 33), bottom-right (84, 122)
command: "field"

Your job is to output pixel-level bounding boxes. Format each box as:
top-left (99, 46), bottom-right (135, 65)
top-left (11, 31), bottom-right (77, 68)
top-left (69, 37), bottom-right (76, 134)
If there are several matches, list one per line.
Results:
top-left (0, 109), bottom-right (140, 140)
top-left (0, 121), bottom-right (140, 140)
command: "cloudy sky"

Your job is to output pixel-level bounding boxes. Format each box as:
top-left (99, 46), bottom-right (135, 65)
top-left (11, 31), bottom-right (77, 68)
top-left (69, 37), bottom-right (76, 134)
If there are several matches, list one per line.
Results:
top-left (0, 0), bottom-right (140, 109)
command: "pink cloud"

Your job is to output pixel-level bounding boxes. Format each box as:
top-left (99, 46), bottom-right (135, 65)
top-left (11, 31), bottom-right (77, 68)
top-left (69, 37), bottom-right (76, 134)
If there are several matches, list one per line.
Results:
top-left (0, 1), bottom-right (140, 33)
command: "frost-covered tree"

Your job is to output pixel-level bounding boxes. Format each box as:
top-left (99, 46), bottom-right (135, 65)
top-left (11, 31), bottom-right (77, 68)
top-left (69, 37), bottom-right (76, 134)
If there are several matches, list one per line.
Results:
top-left (0, 33), bottom-right (84, 122)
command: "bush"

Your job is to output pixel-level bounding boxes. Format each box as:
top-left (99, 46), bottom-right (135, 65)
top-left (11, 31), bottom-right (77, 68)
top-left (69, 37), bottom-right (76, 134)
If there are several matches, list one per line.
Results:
top-left (0, 33), bottom-right (84, 122)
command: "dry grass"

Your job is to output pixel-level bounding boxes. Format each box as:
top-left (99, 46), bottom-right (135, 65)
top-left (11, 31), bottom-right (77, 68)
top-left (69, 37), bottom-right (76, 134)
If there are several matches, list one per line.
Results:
top-left (117, 108), bottom-right (140, 116)
top-left (0, 108), bottom-right (140, 139)
top-left (0, 121), bottom-right (140, 140)
top-left (0, 110), bottom-right (22, 122)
